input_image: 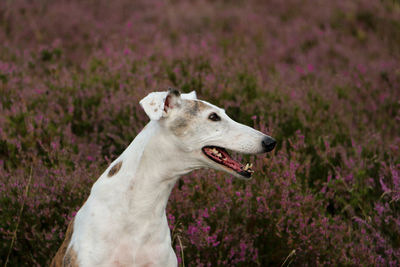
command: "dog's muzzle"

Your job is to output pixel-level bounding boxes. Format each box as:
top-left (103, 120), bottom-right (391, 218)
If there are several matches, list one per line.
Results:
top-left (262, 137), bottom-right (276, 152)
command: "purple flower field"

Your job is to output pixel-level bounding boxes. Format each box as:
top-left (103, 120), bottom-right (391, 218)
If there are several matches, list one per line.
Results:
top-left (1, 0), bottom-right (399, 266)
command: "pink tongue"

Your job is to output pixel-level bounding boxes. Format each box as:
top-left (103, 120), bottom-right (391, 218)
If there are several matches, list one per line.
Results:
top-left (223, 158), bottom-right (242, 172)
top-left (208, 148), bottom-right (243, 172)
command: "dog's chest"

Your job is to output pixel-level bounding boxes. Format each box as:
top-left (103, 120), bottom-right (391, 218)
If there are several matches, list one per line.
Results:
top-left (109, 240), bottom-right (136, 266)
top-left (79, 215), bottom-right (175, 266)
top-left (107, 238), bottom-right (173, 267)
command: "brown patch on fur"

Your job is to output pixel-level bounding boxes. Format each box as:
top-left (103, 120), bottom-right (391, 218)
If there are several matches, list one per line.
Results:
top-left (185, 100), bottom-right (209, 115)
top-left (108, 161), bottom-right (123, 177)
top-left (169, 88), bottom-right (180, 96)
top-left (170, 100), bottom-right (210, 136)
top-left (50, 218), bottom-right (78, 267)
top-left (170, 117), bottom-right (188, 135)
top-left (63, 248), bottom-right (78, 267)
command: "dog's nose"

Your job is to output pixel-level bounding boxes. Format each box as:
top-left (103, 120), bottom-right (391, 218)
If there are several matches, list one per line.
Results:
top-left (262, 137), bottom-right (276, 152)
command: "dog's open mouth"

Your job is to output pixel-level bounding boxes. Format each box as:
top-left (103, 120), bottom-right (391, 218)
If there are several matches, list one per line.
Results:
top-left (202, 146), bottom-right (254, 178)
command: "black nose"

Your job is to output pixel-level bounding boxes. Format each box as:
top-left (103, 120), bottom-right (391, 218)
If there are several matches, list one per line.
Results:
top-left (262, 137), bottom-right (276, 152)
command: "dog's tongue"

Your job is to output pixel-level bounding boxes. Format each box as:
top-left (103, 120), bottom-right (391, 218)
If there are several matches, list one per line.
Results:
top-left (217, 148), bottom-right (242, 172)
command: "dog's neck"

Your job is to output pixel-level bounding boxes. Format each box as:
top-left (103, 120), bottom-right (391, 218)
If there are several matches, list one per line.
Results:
top-left (93, 121), bottom-right (197, 227)
top-left (70, 121), bottom-right (191, 266)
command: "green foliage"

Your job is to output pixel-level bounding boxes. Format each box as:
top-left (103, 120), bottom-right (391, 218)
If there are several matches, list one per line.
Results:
top-left (1, 0), bottom-right (400, 266)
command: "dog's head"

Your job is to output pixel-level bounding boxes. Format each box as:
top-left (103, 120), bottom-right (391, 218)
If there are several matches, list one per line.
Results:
top-left (140, 89), bottom-right (276, 179)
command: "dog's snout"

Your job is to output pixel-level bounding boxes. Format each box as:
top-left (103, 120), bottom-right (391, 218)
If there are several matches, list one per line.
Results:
top-left (262, 137), bottom-right (276, 152)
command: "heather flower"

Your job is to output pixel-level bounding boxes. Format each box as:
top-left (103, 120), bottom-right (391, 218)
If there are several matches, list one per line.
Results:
top-left (1, 0), bottom-right (400, 266)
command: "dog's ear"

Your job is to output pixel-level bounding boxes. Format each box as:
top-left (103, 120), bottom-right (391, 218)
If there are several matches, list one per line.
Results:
top-left (181, 91), bottom-right (197, 100)
top-left (140, 89), bottom-right (182, 120)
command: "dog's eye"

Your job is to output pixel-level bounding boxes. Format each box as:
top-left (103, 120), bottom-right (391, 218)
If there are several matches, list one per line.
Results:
top-left (208, 112), bottom-right (221, 121)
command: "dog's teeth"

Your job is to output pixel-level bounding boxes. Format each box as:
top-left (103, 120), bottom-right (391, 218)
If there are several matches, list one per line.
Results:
top-left (243, 163), bottom-right (249, 171)
top-left (243, 163), bottom-right (254, 172)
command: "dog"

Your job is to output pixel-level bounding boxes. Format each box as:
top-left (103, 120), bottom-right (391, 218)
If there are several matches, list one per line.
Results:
top-left (51, 89), bottom-right (276, 267)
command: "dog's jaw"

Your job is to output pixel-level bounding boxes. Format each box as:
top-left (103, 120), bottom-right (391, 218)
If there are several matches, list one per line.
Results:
top-left (201, 146), bottom-right (254, 178)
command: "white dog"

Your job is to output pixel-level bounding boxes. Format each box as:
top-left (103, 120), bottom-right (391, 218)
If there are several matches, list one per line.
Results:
top-left (51, 89), bottom-right (276, 267)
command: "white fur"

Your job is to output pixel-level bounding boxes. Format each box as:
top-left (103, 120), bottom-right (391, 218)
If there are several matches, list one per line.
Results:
top-left (68, 90), bottom-right (272, 266)
top-left (139, 91), bottom-right (197, 120)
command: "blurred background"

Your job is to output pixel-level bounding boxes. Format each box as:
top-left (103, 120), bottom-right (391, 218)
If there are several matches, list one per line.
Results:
top-left (0, 0), bottom-right (399, 266)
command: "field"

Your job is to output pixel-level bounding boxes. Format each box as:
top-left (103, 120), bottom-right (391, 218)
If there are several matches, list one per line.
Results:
top-left (1, 0), bottom-right (400, 266)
